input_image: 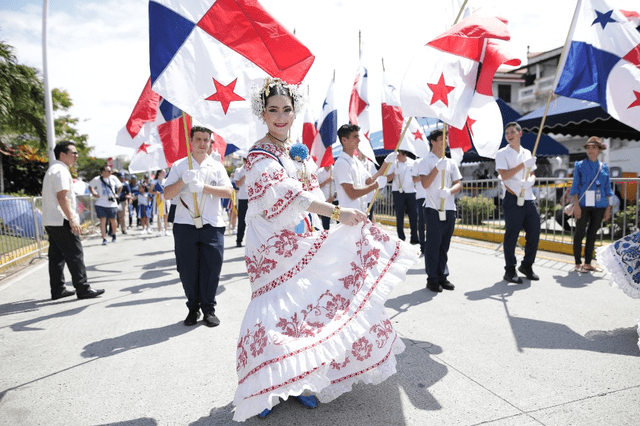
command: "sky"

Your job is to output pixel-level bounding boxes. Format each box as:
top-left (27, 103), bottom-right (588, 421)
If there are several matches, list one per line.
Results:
top-left (1, 0), bottom-right (638, 160)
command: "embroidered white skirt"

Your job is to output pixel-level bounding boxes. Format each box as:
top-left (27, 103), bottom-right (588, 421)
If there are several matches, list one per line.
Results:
top-left (233, 217), bottom-right (418, 421)
top-left (597, 231), bottom-right (640, 351)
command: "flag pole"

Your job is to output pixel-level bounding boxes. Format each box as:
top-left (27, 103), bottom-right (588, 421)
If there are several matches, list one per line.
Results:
top-left (439, 123), bottom-right (448, 220)
top-left (454, 0), bottom-right (469, 24)
top-left (366, 117), bottom-right (413, 216)
top-left (531, 0), bottom-right (582, 157)
top-left (182, 111), bottom-right (201, 219)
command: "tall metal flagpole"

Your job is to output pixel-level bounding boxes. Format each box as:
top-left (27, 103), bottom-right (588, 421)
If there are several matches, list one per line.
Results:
top-left (43, 0), bottom-right (56, 164)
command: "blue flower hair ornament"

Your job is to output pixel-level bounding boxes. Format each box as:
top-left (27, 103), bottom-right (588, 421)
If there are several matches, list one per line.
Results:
top-left (289, 143), bottom-right (309, 162)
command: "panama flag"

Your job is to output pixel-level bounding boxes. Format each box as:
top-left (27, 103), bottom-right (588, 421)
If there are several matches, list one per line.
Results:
top-left (116, 78), bottom-right (161, 149)
top-left (311, 80), bottom-right (337, 167)
top-left (555, 0), bottom-right (640, 132)
top-left (400, 12), bottom-right (510, 129)
top-left (148, 0), bottom-right (315, 150)
top-left (381, 74), bottom-right (429, 158)
top-left (348, 61), bottom-right (376, 163)
top-left (302, 104), bottom-right (318, 153)
top-left (448, 39), bottom-right (521, 163)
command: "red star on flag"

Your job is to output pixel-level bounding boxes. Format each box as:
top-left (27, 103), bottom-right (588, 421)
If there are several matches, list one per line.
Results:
top-left (466, 116), bottom-right (477, 136)
top-left (629, 90), bottom-right (640, 109)
top-left (137, 143), bottom-right (151, 154)
top-left (428, 74), bottom-right (455, 107)
top-left (205, 78), bottom-right (245, 114)
top-left (412, 129), bottom-right (423, 140)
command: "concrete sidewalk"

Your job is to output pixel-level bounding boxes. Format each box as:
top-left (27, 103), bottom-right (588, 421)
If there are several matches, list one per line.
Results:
top-left (0, 226), bottom-right (638, 426)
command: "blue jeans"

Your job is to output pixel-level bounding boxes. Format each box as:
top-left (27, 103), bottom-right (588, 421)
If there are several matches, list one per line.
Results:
top-left (424, 208), bottom-right (456, 284)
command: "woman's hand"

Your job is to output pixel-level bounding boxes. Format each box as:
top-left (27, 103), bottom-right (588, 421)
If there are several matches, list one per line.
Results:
top-left (339, 207), bottom-right (368, 226)
top-left (603, 207), bottom-right (611, 222)
top-left (574, 204), bottom-right (582, 219)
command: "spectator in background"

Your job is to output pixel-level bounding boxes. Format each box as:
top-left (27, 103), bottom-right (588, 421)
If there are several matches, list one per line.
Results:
top-left (89, 165), bottom-right (122, 246)
top-left (316, 164), bottom-right (337, 230)
top-left (387, 150), bottom-right (419, 245)
top-left (137, 184), bottom-right (152, 234)
top-left (152, 169), bottom-right (170, 236)
top-left (129, 176), bottom-right (140, 228)
top-left (234, 158), bottom-right (248, 247)
top-left (42, 141), bottom-right (104, 300)
top-left (116, 171), bottom-right (131, 235)
top-left (571, 137), bottom-right (613, 272)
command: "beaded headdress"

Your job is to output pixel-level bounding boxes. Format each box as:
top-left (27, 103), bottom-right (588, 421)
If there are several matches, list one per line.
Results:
top-left (250, 77), bottom-right (306, 119)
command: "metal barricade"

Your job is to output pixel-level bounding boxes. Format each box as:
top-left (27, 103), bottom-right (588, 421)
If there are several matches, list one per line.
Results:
top-left (0, 195), bottom-right (96, 271)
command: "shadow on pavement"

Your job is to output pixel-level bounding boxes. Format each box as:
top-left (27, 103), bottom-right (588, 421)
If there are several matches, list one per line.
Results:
top-left (553, 270), bottom-right (601, 288)
top-left (189, 338), bottom-right (446, 426)
top-left (120, 277), bottom-right (181, 294)
top-left (10, 305), bottom-right (88, 332)
top-left (96, 418), bottom-right (158, 426)
top-left (464, 280), bottom-right (531, 301)
top-left (81, 322), bottom-right (192, 358)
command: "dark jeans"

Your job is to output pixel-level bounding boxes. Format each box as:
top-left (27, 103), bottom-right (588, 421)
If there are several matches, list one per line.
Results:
top-left (573, 206), bottom-right (606, 265)
top-left (236, 199), bottom-right (248, 245)
top-left (392, 191), bottom-right (418, 243)
top-left (173, 223), bottom-right (225, 314)
top-left (424, 208), bottom-right (456, 284)
top-left (417, 198), bottom-right (426, 253)
top-left (502, 192), bottom-right (540, 270)
top-left (45, 221), bottom-right (89, 297)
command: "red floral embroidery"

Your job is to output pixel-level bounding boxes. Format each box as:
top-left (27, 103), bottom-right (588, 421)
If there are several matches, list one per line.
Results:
top-left (245, 254), bottom-right (278, 282)
top-left (273, 230), bottom-right (299, 258)
top-left (237, 323), bottom-right (268, 371)
top-left (351, 337), bottom-right (373, 361)
top-left (370, 319), bottom-right (394, 349)
top-left (369, 223), bottom-right (391, 243)
top-left (274, 290), bottom-right (351, 344)
top-left (330, 357), bottom-right (351, 370)
top-left (339, 248), bottom-right (381, 294)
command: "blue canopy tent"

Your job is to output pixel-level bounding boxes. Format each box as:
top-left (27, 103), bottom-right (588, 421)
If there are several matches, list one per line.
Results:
top-left (516, 96), bottom-right (640, 141)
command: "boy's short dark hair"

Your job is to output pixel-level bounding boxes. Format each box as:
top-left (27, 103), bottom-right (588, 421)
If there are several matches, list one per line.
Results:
top-left (428, 130), bottom-right (443, 144)
top-left (337, 124), bottom-right (360, 143)
top-left (191, 126), bottom-right (212, 139)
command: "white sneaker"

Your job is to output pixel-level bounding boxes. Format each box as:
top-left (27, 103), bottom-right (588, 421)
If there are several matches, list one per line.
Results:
top-left (163, 230), bottom-right (169, 236)
top-left (156, 231), bottom-right (163, 237)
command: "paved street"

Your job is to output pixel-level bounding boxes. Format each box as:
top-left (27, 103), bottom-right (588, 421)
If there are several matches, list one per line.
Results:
top-left (1, 225), bottom-right (638, 426)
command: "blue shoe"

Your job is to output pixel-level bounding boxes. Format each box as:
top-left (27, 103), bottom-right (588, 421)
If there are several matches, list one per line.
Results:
top-left (257, 408), bottom-right (272, 418)
top-left (294, 394), bottom-right (318, 409)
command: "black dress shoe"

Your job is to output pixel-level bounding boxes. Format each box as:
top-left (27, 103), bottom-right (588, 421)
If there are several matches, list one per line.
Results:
top-left (77, 288), bottom-right (105, 299)
top-left (203, 311), bottom-right (220, 327)
top-left (503, 271), bottom-right (523, 284)
top-left (518, 265), bottom-right (539, 281)
top-left (52, 288), bottom-right (76, 300)
top-left (184, 310), bottom-right (201, 326)
top-left (427, 283), bottom-right (443, 293)
top-left (440, 280), bottom-right (455, 291)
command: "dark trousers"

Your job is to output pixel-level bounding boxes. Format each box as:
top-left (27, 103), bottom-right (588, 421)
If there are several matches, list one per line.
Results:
top-left (502, 192), bottom-right (540, 270)
top-left (424, 208), bottom-right (455, 284)
top-left (573, 207), bottom-right (606, 265)
top-left (45, 221), bottom-right (89, 297)
top-left (393, 191), bottom-right (418, 243)
top-left (173, 223), bottom-right (225, 314)
top-left (236, 199), bottom-right (248, 245)
top-left (417, 198), bottom-right (426, 253)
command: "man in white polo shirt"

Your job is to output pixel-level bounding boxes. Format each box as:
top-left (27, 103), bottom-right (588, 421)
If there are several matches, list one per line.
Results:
top-left (333, 124), bottom-right (388, 213)
top-left (164, 126), bottom-right (233, 327)
top-left (42, 141), bottom-right (104, 300)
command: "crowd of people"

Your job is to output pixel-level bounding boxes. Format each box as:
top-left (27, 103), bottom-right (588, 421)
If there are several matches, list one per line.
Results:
top-left (41, 76), bottom-right (626, 421)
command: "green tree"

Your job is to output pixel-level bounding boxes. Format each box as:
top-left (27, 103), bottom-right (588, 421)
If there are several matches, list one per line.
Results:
top-left (0, 39), bottom-right (96, 192)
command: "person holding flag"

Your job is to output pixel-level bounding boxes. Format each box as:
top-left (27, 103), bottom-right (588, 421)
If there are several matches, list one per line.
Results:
top-left (418, 130), bottom-right (462, 292)
top-left (164, 126), bottom-right (233, 327)
top-left (386, 150), bottom-right (420, 244)
top-left (233, 78), bottom-right (417, 421)
top-left (495, 122), bottom-right (540, 284)
top-left (333, 123), bottom-right (389, 213)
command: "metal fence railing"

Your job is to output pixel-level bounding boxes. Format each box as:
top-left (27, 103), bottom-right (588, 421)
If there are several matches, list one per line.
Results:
top-left (373, 177), bottom-right (639, 249)
top-left (0, 195), bottom-right (96, 270)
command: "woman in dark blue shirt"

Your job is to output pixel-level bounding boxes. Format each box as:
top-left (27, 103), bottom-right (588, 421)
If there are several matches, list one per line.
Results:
top-left (570, 137), bottom-right (613, 272)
